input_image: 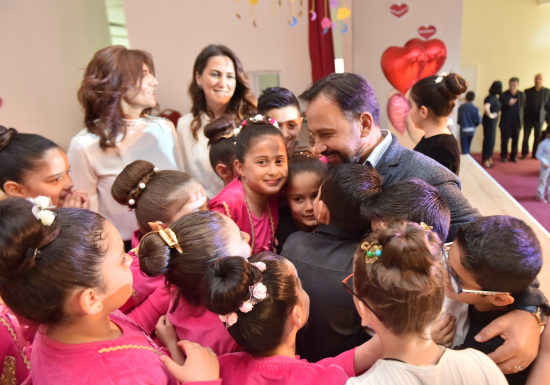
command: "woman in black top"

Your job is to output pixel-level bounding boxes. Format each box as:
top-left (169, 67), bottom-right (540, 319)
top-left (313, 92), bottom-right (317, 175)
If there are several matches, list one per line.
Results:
top-left (410, 73), bottom-right (467, 174)
top-left (481, 81), bottom-right (503, 168)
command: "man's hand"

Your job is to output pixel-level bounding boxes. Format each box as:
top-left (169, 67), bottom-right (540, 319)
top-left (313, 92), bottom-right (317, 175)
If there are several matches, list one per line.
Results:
top-left (476, 309), bottom-right (540, 374)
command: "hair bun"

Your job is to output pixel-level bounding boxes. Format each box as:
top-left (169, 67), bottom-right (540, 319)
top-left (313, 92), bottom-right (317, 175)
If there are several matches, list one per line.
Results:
top-left (0, 126), bottom-right (17, 152)
top-left (111, 160), bottom-right (156, 207)
top-left (137, 231), bottom-right (171, 277)
top-left (440, 73), bottom-right (468, 100)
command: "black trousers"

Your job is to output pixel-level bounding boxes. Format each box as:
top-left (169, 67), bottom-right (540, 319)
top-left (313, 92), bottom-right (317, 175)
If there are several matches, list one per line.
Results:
top-left (482, 117), bottom-right (497, 161)
top-left (500, 123), bottom-right (520, 160)
top-left (522, 120), bottom-right (542, 157)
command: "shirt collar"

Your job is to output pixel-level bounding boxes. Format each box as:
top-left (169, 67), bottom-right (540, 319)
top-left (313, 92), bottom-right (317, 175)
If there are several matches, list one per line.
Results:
top-left (363, 129), bottom-right (392, 167)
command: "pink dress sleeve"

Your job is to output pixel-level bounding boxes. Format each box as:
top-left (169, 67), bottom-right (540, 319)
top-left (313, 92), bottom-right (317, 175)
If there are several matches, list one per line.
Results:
top-left (127, 285), bottom-right (172, 334)
top-left (0, 307), bottom-right (31, 384)
top-left (314, 347), bottom-right (356, 377)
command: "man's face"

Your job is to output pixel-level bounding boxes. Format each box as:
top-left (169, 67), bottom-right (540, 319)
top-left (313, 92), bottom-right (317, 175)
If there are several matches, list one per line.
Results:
top-left (509, 80), bottom-right (518, 94)
top-left (305, 94), bottom-right (363, 168)
top-left (535, 74), bottom-right (543, 89)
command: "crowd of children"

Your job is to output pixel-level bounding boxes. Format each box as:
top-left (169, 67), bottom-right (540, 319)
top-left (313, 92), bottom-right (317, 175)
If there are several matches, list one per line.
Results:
top-left (1, 44), bottom-right (549, 384)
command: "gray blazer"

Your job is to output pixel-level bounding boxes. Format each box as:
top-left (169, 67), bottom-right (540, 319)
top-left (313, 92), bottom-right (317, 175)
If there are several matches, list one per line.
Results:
top-left (375, 136), bottom-right (480, 240)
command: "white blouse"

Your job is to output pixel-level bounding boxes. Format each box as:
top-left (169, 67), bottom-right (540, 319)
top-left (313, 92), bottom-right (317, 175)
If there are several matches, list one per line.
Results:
top-left (67, 116), bottom-right (184, 240)
top-left (177, 112), bottom-right (225, 199)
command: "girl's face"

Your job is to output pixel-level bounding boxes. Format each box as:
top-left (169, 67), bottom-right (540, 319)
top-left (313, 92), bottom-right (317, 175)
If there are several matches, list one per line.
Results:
top-left (287, 260), bottom-right (310, 327)
top-left (196, 55), bottom-right (236, 114)
top-left (286, 171), bottom-right (321, 231)
top-left (122, 64), bottom-right (159, 116)
top-left (266, 105), bottom-right (303, 151)
top-left (18, 147), bottom-right (74, 206)
top-left (408, 97), bottom-right (424, 130)
top-left (224, 215), bottom-right (252, 258)
top-left (98, 221), bottom-right (134, 313)
top-left (236, 135), bottom-right (288, 196)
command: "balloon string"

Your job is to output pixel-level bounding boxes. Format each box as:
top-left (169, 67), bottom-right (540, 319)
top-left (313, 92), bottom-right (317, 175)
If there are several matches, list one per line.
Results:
top-left (311, 0), bottom-right (315, 12)
top-left (324, 0), bottom-right (327, 18)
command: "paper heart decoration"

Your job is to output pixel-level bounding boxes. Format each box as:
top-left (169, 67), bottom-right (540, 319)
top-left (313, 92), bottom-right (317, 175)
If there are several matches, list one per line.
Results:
top-left (321, 17), bottom-right (332, 29)
top-left (387, 93), bottom-right (410, 134)
top-left (418, 25), bottom-right (436, 39)
top-left (381, 39), bottom-right (447, 95)
top-left (390, 3), bottom-right (409, 18)
top-left (405, 38), bottom-right (446, 79)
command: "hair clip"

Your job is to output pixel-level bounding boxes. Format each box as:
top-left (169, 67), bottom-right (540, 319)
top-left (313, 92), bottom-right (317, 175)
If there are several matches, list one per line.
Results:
top-left (158, 228), bottom-right (183, 253)
top-left (128, 198), bottom-right (136, 206)
top-left (268, 117), bottom-right (279, 129)
top-left (153, 167), bottom-right (159, 173)
top-left (420, 222), bottom-right (433, 231)
top-left (27, 196), bottom-right (56, 226)
top-left (435, 72), bottom-right (448, 84)
top-left (138, 182), bottom-right (146, 189)
top-left (219, 312), bottom-right (238, 327)
top-left (251, 261), bottom-right (266, 271)
top-left (360, 241), bottom-right (382, 263)
top-left (233, 126), bottom-right (241, 136)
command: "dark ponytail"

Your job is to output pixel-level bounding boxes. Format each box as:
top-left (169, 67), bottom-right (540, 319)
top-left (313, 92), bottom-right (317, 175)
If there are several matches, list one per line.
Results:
top-left (111, 160), bottom-right (195, 233)
top-left (0, 198), bottom-right (106, 324)
top-left (410, 73), bottom-right (468, 117)
top-left (137, 210), bottom-right (233, 306)
top-left (203, 253), bottom-right (300, 356)
top-left (353, 221), bottom-right (444, 334)
top-left (0, 126), bottom-right (59, 191)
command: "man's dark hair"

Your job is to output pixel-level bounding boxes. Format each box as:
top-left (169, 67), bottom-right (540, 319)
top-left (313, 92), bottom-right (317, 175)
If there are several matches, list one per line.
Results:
top-left (455, 216), bottom-right (542, 293)
top-left (319, 163), bottom-right (381, 238)
top-left (465, 91), bottom-right (475, 102)
top-left (258, 87), bottom-right (300, 114)
top-left (509, 77), bottom-right (519, 84)
top-left (300, 73), bottom-right (380, 125)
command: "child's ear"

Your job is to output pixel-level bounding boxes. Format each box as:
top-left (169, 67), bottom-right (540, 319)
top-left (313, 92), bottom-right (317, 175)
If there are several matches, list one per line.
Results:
top-left (234, 159), bottom-right (244, 177)
top-left (3, 180), bottom-right (28, 198)
top-left (488, 293), bottom-right (515, 308)
top-left (215, 163), bottom-right (234, 183)
top-left (77, 288), bottom-right (104, 316)
top-left (289, 303), bottom-right (306, 329)
top-left (316, 199), bottom-right (330, 224)
top-left (148, 221), bottom-right (165, 232)
top-left (354, 297), bottom-right (379, 328)
top-left (420, 106), bottom-right (429, 119)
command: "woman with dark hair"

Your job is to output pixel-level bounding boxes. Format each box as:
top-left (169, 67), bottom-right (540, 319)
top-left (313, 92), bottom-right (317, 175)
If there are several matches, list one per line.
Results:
top-left (68, 45), bottom-right (184, 244)
top-left (481, 81), bottom-right (503, 168)
top-left (409, 73), bottom-right (467, 174)
top-left (177, 44), bottom-right (256, 198)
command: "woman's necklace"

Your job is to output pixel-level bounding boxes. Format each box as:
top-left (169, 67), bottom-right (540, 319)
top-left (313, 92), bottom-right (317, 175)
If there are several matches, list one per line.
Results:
top-left (243, 192), bottom-right (275, 252)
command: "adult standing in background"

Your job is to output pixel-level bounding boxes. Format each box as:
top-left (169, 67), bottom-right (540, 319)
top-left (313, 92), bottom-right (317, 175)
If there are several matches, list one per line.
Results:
top-left (68, 45), bottom-right (184, 246)
top-left (499, 77), bottom-right (525, 162)
top-left (178, 44), bottom-right (256, 198)
top-left (523, 73), bottom-right (550, 159)
top-left (481, 81), bottom-right (502, 168)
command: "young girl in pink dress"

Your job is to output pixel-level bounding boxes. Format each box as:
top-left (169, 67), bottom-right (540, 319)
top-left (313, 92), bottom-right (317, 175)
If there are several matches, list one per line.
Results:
top-left (163, 252), bottom-right (382, 385)
top-left (209, 116), bottom-right (288, 254)
top-left (137, 210), bottom-right (252, 355)
top-left (0, 197), bottom-right (218, 385)
top-left (0, 303), bottom-right (32, 384)
top-left (111, 160), bottom-right (207, 313)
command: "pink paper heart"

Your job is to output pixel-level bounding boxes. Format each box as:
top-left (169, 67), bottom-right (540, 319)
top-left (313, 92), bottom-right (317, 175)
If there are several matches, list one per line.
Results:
top-left (390, 3), bottom-right (409, 18)
top-left (321, 17), bottom-right (332, 29)
top-left (418, 25), bottom-right (436, 39)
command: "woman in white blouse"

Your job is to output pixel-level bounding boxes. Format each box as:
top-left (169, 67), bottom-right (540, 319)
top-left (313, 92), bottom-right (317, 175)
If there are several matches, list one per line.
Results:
top-left (177, 44), bottom-right (256, 198)
top-left (68, 45), bottom-right (184, 244)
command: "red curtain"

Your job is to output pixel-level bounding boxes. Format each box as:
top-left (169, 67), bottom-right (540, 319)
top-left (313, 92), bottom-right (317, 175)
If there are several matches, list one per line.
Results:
top-left (308, 0), bottom-right (335, 82)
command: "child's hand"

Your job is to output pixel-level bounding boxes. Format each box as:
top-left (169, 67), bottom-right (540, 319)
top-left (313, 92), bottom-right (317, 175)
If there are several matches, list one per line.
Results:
top-left (543, 163), bottom-right (549, 169)
top-left (430, 313), bottom-right (456, 347)
top-left (155, 315), bottom-right (178, 349)
top-left (60, 190), bottom-right (90, 209)
top-left (160, 340), bottom-right (220, 383)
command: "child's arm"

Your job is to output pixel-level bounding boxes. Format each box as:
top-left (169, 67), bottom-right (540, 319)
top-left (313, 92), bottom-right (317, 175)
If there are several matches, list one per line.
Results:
top-left (156, 315), bottom-right (186, 365)
top-left (430, 313), bottom-right (457, 347)
top-left (526, 325), bottom-right (550, 385)
top-left (535, 141), bottom-right (549, 168)
top-left (353, 335), bottom-right (382, 375)
top-left (160, 340), bottom-right (221, 384)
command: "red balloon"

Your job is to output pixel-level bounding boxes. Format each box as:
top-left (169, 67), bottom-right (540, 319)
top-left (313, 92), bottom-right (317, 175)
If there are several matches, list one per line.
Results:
top-left (381, 44), bottom-right (426, 96)
top-left (387, 93), bottom-right (410, 135)
top-left (405, 38), bottom-right (446, 80)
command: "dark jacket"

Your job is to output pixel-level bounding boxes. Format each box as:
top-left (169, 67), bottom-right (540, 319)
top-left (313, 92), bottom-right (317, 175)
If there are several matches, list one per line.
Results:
top-left (499, 90), bottom-right (525, 128)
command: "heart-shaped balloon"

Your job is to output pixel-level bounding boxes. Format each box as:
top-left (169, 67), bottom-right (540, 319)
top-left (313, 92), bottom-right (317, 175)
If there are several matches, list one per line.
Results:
top-left (405, 38), bottom-right (446, 80)
top-left (387, 93), bottom-right (410, 134)
top-left (380, 44), bottom-right (426, 96)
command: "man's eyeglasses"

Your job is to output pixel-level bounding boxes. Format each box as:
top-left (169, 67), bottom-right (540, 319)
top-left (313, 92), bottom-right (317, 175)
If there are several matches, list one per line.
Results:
top-left (443, 243), bottom-right (510, 297)
top-left (342, 273), bottom-right (383, 321)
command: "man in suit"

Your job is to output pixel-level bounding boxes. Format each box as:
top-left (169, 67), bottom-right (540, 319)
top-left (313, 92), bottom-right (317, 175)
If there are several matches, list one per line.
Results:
top-left (299, 73), bottom-right (544, 375)
top-left (300, 72), bottom-right (476, 240)
top-left (500, 77), bottom-right (525, 162)
top-left (523, 73), bottom-right (550, 159)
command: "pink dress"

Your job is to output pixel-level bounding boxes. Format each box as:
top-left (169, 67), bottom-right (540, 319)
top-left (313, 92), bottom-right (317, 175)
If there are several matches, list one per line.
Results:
top-left (30, 311), bottom-right (177, 385)
top-left (166, 295), bottom-right (240, 356)
top-left (209, 178), bottom-right (279, 254)
top-left (119, 248), bottom-right (166, 313)
top-left (218, 348), bottom-right (356, 385)
top-left (0, 304), bottom-right (33, 384)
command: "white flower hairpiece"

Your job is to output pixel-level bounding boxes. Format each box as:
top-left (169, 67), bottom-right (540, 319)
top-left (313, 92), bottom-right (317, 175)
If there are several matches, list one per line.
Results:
top-left (435, 72), bottom-right (448, 84)
top-left (28, 196), bottom-right (56, 226)
top-left (219, 312), bottom-right (238, 327)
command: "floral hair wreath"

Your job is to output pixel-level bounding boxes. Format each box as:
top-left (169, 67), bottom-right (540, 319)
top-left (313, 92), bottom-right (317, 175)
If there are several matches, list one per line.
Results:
top-left (219, 261), bottom-right (268, 327)
top-left (434, 72), bottom-right (448, 84)
top-left (27, 196), bottom-right (56, 261)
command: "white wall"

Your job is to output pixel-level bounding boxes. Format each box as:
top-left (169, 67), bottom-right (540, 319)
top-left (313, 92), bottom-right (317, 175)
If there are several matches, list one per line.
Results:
top-left (123, 0), bottom-right (311, 114)
top-left (0, 0), bottom-right (111, 149)
top-left (353, 0), bottom-right (463, 148)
